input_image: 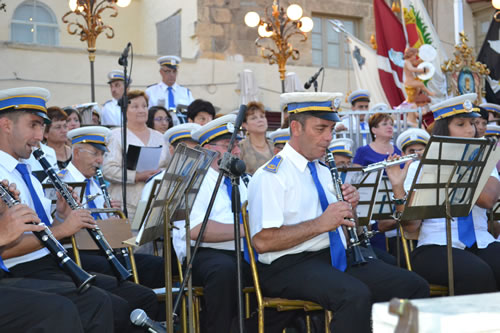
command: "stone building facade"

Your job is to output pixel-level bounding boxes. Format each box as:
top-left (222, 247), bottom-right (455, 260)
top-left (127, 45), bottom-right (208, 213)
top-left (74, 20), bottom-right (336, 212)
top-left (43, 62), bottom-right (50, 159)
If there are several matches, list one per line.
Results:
top-left (0, 0), bottom-right (496, 116)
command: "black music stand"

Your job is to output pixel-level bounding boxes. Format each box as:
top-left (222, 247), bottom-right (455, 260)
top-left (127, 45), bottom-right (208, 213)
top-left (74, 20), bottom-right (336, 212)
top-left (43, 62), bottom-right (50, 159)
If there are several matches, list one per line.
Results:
top-left (127, 144), bottom-right (214, 332)
top-left (398, 136), bottom-right (499, 296)
top-left (171, 146), bottom-right (217, 333)
top-left (344, 167), bottom-right (384, 226)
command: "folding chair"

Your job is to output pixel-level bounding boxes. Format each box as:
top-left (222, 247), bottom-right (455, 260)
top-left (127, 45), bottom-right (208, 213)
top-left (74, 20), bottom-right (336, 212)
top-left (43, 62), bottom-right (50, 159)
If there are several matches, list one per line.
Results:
top-left (241, 201), bottom-right (332, 333)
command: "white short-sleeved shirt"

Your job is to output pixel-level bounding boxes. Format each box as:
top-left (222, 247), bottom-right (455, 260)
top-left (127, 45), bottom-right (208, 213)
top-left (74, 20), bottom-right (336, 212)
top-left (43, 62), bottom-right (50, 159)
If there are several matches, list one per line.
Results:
top-left (189, 167), bottom-right (247, 251)
top-left (405, 161), bottom-right (500, 249)
top-left (57, 162), bottom-right (109, 220)
top-left (145, 82), bottom-right (193, 110)
top-left (0, 150), bottom-right (50, 268)
top-left (248, 143), bottom-right (347, 265)
top-left (100, 98), bottom-right (122, 126)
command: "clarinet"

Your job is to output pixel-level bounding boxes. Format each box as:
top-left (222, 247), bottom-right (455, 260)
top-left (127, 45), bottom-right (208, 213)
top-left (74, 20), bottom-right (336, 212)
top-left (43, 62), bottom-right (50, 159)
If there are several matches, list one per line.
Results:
top-left (95, 168), bottom-right (112, 209)
top-left (95, 168), bottom-right (133, 276)
top-left (33, 148), bottom-right (133, 282)
top-left (324, 149), bottom-right (367, 266)
top-left (0, 184), bottom-right (95, 293)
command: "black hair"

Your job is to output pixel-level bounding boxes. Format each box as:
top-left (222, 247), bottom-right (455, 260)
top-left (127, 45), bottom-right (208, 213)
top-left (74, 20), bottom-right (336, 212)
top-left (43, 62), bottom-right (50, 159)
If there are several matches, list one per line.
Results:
top-left (432, 115), bottom-right (478, 137)
top-left (147, 106), bottom-right (173, 130)
top-left (187, 99), bottom-right (216, 121)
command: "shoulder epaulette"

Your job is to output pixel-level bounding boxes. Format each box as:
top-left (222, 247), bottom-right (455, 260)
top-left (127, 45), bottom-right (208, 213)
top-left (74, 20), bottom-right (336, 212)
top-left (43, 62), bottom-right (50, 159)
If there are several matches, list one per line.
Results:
top-left (103, 99), bottom-right (112, 105)
top-left (318, 161), bottom-right (328, 168)
top-left (57, 169), bottom-right (68, 178)
top-left (263, 155), bottom-right (283, 173)
top-left (146, 83), bottom-right (157, 89)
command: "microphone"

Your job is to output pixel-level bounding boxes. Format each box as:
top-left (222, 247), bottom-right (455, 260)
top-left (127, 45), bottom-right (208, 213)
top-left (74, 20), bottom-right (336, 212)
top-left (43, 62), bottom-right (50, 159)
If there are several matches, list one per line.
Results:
top-left (118, 42), bottom-right (132, 66)
top-left (304, 67), bottom-right (324, 89)
top-left (130, 309), bottom-right (166, 333)
top-left (233, 104), bottom-right (247, 137)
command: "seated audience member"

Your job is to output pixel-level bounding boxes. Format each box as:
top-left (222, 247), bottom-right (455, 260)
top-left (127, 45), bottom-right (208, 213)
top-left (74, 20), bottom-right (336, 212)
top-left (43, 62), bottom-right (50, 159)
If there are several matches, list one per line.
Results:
top-left (64, 107), bottom-right (82, 131)
top-left (44, 106), bottom-right (72, 170)
top-left (146, 106), bottom-right (173, 134)
top-left (102, 90), bottom-right (170, 221)
top-left (187, 99), bottom-right (216, 126)
top-left (239, 101), bottom-right (274, 175)
top-left (352, 112), bottom-right (401, 252)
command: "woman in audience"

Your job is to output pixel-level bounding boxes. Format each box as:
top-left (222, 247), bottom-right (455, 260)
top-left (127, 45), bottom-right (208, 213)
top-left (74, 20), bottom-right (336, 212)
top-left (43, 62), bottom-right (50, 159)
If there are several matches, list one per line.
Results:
top-left (103, 90), bottom-right (170, 220)
top-left (146, 106), bottom-right (173, 134)
top-left (239, 101), bottom-right (274, 174)
top-left (353, 112), bottom-right (401, 167)
top-left (352, 112), bottom-right (400, 255)
top-left (65, 107), bottom-right (82, 131)
top-left (387, 94), bottom-right (500, 294)
top-left (45, 106), bottom-right (72, 169)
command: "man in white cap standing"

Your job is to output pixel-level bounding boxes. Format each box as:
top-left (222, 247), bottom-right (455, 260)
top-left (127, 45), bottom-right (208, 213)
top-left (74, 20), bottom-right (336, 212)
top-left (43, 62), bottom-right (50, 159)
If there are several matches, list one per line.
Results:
top-left (146, 55), bottom-right (194, 125)
top-left (101, 69), bottom-right (129, 126)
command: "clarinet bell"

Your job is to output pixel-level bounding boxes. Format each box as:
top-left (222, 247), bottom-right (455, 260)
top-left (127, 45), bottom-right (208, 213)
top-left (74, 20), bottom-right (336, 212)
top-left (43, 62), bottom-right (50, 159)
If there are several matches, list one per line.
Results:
top-left (109, 255), bottom-right (133, 282)
top-left (64, 259), bottom-right (96, 294)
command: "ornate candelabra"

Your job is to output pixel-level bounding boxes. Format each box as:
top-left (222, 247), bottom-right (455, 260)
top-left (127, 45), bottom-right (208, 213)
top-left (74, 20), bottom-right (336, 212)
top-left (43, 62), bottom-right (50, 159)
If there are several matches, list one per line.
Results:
top-left (244, 1), bottom-right (313, 92)
top-left (62, 0), bottom-right (131, 102)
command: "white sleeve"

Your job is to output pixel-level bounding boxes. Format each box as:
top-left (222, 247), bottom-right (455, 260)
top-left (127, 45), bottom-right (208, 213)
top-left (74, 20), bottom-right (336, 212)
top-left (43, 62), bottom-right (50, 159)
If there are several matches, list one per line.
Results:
top-left (247, 170), bottom-right (286, 238)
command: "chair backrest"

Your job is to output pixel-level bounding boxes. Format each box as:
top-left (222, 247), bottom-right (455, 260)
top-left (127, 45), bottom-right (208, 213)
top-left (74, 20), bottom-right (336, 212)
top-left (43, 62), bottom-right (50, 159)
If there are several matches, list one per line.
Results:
top-left (241, 201), bottom-right (265, 307)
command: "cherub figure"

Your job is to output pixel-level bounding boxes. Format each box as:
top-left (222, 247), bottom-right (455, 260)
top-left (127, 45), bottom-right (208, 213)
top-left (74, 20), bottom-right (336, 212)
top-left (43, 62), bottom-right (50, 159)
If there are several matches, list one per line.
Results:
top-left (403, 47), bottom-right (435, 99)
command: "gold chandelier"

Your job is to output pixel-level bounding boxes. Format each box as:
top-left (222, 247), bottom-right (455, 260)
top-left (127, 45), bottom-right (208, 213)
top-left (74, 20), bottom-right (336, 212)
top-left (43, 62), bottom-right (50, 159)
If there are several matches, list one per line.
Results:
top-left (62, 0), bottom-right (131, 101)
top-left (244, 1), bottom-right (313, 92)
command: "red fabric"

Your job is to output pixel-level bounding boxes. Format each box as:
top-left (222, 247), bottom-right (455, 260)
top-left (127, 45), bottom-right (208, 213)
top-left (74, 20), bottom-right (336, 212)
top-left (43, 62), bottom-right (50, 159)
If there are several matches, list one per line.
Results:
top-left (374, 0), bottom-right (406, 108)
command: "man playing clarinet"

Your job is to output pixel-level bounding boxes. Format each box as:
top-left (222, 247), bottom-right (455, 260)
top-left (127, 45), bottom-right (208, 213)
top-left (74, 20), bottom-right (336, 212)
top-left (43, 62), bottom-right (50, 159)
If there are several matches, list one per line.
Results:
top-left (247, 92), bottom-right (429, 333)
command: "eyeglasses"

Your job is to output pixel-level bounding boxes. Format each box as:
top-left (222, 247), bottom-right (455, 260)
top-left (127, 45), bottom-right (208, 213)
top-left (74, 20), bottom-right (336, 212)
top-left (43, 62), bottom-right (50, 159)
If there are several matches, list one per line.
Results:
top-left (154, 117), bottom-right (171, 123)
top-left (78, 148), bottom-right (105, 158)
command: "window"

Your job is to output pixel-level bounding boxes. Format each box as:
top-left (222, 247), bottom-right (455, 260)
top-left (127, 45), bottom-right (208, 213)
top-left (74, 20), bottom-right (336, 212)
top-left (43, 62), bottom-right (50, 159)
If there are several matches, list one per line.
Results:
top-left (156, 11), bottom-right (181, 56)
top-left (312, 16), bottom-right (358, 69)
top-left (11, 0), bottom-right (59, 46)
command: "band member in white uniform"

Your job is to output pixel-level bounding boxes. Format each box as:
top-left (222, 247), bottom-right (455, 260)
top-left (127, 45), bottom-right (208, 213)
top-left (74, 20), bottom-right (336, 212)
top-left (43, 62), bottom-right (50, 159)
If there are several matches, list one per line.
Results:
top-left (101, 70), bottom-right (129, 127)
top-left (248, 92), bottom-right (429, 333)
top-left (145, 55), bottom-right (194, 125)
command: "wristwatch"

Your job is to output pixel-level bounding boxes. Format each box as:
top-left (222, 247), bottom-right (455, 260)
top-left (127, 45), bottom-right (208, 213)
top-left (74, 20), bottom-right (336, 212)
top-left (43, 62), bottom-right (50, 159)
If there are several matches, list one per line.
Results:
top-left (391, 193), bottom-right (407, 206)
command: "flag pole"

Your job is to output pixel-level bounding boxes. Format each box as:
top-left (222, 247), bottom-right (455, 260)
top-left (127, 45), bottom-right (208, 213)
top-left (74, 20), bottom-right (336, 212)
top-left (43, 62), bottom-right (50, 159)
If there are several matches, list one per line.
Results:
top-left (454, 0), bottom-right (464, 45)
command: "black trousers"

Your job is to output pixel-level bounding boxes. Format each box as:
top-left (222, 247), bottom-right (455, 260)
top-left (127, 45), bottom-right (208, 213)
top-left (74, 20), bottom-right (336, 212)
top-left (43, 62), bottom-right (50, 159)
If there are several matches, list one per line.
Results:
top-left (192, 248), bottom-right (251, 333)
top-left (387, 236), bottom-right (416, 268)
top-left (77, 251), bottom-right (166, 289)
top-left (412, 242), bottom-right (500, 295)
top-left (258, 248), bottom-right (430, 333)
top-left (0, 277), bottom-right (113, 332)
top-left (8, 255), bottom-right (159, 333)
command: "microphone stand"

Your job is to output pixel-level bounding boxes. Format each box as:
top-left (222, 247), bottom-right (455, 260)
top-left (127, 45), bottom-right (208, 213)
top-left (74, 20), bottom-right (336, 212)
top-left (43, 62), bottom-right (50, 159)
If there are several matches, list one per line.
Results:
top-left (172, 105), bottom-right (248, 333)
top-left (313, 79), bottom-right (318, 92)
top-left (118, 44), bottom-right (131, 218)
